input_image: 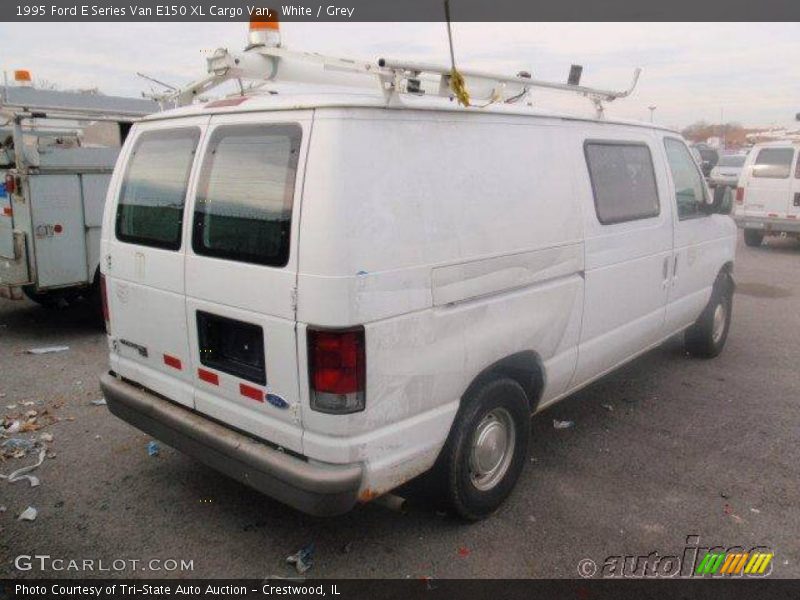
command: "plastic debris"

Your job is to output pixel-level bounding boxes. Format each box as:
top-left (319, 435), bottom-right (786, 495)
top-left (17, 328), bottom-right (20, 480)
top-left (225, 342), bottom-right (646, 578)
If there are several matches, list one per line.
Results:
top-left (0, 505), bottom-right (6, 513)
top-left (601, 403), bottom-right (614, 412)
top-left (91, 398), bottom-right (107, 406)
top-left (21, 401), bottom-right (36, 407)
top-left (457, 546), bottom-right (471, 557)
top-left (2, 438), bottom-right (37, 458)
top-left (147, 441), bottom-right (160, 457)
top-left (39, 432), bottom-right (53, 443)
top-left (553, 419), bottom-right (575, 430)
top-left (1, 446), bottom-right (46, 487)
top-left (750, 508), bottom-right (761, 514)
top-left (286, 543), bottom-right (315, 574)
top-left (18, 506), bottom-right (37, 521)
top-left (26, 346), bottom-right (69, 355)
top-left (3, 420), bottom-right (21, 434)
top-left (6, 404), bottom-right (17, 410)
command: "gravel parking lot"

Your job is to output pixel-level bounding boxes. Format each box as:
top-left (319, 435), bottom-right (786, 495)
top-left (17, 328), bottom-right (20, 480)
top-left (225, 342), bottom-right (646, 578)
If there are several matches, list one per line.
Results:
top-left (1, 233), bottom-right (798, 579)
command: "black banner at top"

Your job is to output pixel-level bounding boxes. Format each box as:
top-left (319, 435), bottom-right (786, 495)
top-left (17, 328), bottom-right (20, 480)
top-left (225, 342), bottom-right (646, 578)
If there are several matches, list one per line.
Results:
top-left (5, 0), bottom-right (800, 22)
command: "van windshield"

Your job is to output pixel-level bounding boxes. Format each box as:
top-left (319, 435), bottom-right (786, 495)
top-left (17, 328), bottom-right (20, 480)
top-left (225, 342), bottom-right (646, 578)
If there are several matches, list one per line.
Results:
top-left (116, 128), bottom-right (200, 250)
top-left (192, 124), bottom-right (301, 267)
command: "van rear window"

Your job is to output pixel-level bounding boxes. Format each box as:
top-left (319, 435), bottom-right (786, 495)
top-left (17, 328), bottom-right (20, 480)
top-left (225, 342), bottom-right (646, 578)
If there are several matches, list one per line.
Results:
top-left (116, 128), bottom-right (200, 250)
top-left (753, 148), bottom-right (794, 179)
top-left (192, 124), bottom-right (301, 267)
top-left (584, 142), bottom-right (660, 224)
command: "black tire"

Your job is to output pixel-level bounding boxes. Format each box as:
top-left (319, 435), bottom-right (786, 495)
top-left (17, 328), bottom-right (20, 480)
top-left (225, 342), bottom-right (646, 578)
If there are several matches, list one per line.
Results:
top-left (744, 229), bottom-right (764, 247)
top-left (684, 272), bottom-right (733, 358)
top-left (437, 378), bottom-right (530, 521)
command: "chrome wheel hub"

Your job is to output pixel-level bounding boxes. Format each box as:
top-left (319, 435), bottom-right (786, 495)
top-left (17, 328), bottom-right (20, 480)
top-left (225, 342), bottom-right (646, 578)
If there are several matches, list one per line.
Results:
top-left (469, 408), bottom-right (516, 491)
top-left (712, 301), bottom-right (727, 345)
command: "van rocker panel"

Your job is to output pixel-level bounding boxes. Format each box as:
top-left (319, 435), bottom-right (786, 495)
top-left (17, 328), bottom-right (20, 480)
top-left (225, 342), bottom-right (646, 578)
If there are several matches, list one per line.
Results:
top-left (100, 373), bottom-right (362, 516)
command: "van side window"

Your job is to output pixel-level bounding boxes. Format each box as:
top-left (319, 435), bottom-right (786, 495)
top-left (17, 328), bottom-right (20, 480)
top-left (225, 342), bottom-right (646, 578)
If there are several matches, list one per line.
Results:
top-left (192, 124), bottom-right (301, 267)
top-left (116, 128), bottom-right (200, 250)
top-left (663, 138), bottom-right (707, 221)
top-left (753, 148), bottom-right (794, 179)
top-left (584, 142), bottom-right (660, 225)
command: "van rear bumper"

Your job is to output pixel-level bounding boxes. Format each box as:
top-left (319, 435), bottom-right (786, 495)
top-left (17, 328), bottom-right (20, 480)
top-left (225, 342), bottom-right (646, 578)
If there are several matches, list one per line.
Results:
top-left (100, 373), bottom-right (363, 517)
top-left (733, 215), bottom-right (800, 234)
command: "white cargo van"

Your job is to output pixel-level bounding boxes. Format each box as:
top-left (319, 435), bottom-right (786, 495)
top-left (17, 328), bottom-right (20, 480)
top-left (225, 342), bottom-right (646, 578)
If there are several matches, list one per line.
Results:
top-left (733, 141), bottom-right (800, 246)
top-left (99, 31), bottom-right (736, 520)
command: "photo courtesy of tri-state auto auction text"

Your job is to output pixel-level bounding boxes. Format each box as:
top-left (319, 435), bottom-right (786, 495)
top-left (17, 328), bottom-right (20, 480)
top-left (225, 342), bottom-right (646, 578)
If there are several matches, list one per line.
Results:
top-left (1, 0), bottom-right (799, 596)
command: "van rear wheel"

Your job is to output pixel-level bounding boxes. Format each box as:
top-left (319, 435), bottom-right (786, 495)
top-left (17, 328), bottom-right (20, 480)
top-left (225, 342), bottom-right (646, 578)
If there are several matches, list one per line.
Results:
top-left (744, 229), bottom-right (764, 247)
top-left (684, 273), bottom-right (733, 358)
top-left (438, 378), bottom-right (530, 521)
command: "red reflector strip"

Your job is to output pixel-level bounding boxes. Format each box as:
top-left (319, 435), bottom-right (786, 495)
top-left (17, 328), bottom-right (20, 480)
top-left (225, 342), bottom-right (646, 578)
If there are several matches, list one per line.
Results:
top-left (198, 368), bottom-right (219, 385)
top-left (2, 207), bottom-right (11, 216)
top-left (788, 215), bottom-right (798, 219)
top-left (163, 354), bottom-right (182, 370)
top-left (239, 383), bottom-right (264, 403)
top-left (768, 213), bottom-right (779, 218)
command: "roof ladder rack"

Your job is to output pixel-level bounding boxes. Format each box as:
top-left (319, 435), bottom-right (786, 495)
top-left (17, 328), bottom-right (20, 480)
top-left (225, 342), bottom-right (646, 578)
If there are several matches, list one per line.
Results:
top-left (164, 22), bottom-right (642, 118)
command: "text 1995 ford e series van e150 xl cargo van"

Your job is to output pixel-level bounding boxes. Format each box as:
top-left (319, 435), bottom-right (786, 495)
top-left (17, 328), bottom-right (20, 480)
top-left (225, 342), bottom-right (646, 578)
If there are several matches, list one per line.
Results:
top-left (98, 31), bottom-right (736, 520)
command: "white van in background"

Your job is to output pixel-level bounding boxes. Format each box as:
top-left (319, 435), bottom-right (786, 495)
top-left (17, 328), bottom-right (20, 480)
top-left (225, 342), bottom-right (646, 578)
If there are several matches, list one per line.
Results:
top-left (98, 28), bottom-right (736, 520)
top-left (733, 141), bottom-right (800, 246)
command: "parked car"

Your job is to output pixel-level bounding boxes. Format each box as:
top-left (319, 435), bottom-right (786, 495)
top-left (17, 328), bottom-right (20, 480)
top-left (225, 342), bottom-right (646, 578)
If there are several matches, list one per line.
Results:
top-left (733, 141), bottom-right (800, 246)
top-left (98, 36), bottom-right (737, 520)
top-left (710, 153), bottom-right (748, 188)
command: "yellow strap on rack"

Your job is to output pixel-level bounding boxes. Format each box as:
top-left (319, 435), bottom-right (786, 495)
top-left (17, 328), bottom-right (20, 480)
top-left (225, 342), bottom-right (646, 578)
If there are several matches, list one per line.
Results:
top-left (450, 69), bottom-right (470, 107)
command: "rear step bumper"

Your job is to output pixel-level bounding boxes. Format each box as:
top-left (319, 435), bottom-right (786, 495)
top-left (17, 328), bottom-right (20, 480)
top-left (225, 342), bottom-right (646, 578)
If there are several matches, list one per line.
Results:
top-left (733, 215), bottom-right (800, 233)
top-left (100, 373), bottom-right (363, 517)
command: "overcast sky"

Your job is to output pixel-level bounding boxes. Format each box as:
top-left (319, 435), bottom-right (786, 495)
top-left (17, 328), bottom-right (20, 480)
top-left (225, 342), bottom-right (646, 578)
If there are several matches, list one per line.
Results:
top-left (1, 22), bottom-right (798, 128)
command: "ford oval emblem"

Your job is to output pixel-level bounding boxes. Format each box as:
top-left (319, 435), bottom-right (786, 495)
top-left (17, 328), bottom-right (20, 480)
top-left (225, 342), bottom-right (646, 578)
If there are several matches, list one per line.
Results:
top-left (266, 394), bottom-right (289, 409)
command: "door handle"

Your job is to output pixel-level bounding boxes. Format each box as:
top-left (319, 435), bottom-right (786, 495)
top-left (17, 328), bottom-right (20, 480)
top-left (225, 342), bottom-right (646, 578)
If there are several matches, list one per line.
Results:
top-left (662, 256), bottom-right (669, 289)
top-left (673, 255), bottom-right (679, 284)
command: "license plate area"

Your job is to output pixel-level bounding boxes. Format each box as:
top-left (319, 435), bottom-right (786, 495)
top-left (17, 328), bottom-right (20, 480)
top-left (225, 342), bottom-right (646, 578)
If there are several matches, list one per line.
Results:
top-left (197, 311), bottom-right (266, 385)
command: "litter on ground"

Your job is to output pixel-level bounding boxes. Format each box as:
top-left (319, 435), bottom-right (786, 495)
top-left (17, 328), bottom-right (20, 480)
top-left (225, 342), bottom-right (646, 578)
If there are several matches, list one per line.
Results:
top-left (25, 346), bottom-right (70, 355)
top-left (1, 446), bottom-right (46, 487)
top-left (18, 506), bottom-right (37, 521)
top-left (286, 543), bottom-right (315, 574)
top-left (553, 419), bottom-right (575, 430)
top-left (91, 398), bottom-right (107, 406)
top-left (147, 441), bottom-right (160, 456)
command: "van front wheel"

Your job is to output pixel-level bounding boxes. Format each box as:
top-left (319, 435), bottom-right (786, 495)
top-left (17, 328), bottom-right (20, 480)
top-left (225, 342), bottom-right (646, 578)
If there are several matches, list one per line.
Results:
top-left (439, 378), bottom-right (530, 521)
top-left (684, 273), bottom-right (733, 358)
top-left (743, 229), bottom-right (764, 247)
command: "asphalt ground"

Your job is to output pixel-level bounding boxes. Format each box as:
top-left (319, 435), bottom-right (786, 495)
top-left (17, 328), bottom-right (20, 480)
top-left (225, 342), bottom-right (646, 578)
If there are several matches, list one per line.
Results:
top-left (1, 233), bottom-right (798, 579)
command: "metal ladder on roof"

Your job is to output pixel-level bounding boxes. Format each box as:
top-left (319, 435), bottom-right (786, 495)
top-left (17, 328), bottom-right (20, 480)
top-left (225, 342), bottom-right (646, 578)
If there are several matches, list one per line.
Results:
top-left (162, 18), bottom-right (642, 118)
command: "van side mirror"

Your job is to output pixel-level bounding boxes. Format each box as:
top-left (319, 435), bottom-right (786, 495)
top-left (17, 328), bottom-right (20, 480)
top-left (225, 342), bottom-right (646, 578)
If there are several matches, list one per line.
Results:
top-left (708, 186), bottom-right (733, 215)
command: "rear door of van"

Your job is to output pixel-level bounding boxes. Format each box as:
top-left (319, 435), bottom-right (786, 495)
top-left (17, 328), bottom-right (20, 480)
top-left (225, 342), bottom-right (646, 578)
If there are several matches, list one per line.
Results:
top-left (184, 111), bottom-right (311, 454)
top-left (104, 116), bottom-right (208, 409)
top-left (741, 146), bottom-right (796, 219)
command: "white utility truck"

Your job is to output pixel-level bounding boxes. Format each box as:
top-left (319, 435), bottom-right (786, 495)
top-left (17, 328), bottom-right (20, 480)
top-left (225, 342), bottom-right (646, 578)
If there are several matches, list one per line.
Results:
top-left (0, 81), bottom-right (156, 307)
top-left (99, 21), bottom-right (736, 519)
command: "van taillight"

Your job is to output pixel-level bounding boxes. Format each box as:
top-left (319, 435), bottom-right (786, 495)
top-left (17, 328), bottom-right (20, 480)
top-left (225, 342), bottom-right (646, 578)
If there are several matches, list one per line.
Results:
top-left (100, 274), bottom-right (110, 332)
top-left (735, 187), bottom-right (745, 204)
top-left (307, 327), bottom-right (365, 414)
